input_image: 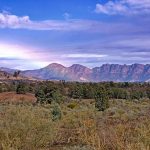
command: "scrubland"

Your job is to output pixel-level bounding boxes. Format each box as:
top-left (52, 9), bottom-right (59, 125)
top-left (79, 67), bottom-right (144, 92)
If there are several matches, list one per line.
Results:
top-left (0, 98), bottom-right (150, 150)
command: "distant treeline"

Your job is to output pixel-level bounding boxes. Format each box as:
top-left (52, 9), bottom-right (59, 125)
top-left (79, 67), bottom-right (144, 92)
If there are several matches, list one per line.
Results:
top-left (0, 80), bottom-right (150, 101)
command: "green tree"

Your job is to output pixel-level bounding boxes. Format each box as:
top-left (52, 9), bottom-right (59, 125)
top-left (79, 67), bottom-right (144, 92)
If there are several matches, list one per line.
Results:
top-left (130, 91), bottom-right (144, 100)
top-left (111, 88), bottom-right (129, 99)
top-left (51, 90), bottom-right (64, 104)
top-left (35, 85), bottom-right (63, 104)
top-left (95, 87), bottom-right (109, 111)
top-left (71, 84), bottom-right (83, 100)
top-left (35, 89), bottom-right (46, 103)
top-left (16, 82), bottom-right (27, 94)
top-left (82, 84), bottom-right (94, 99)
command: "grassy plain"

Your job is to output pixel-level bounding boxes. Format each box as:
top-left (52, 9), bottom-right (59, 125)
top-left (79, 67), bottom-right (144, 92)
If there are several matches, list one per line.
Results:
top-left (0, 93), bottom-right (150, 150)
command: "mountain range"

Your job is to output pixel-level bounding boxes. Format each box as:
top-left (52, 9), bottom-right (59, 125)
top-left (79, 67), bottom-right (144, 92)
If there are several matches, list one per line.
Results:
top-left (0, 63), bottom-right (150, 82)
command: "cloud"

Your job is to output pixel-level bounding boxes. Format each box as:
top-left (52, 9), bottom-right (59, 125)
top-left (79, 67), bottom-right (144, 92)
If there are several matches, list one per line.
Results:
top-left (112, 37), bottom-right (150, 49)
top-left (0, 43), bottom-right (53, 69)
top-left (66, 34), bottom-right (150, 65)
top-left (0, 12), bottom-right (30, 28)
top-left (0, 11), bottom-right (150, 35)
top-left (0, 9), bottom-right (150, 69)
top-left (0, 12), bottom-right (106, 31)
top-left (62, 53), bottom-right (107, 58)
top-left (1, 11), bottom-right (146, 33)
top-left (0, 12), bottom-right (83, 31)
top-left (95, 2), bottom-right (128, 15)
top-left (95, 0), bottom-right (150, 15)
top-left (63, 12), bottom-right (71, 20)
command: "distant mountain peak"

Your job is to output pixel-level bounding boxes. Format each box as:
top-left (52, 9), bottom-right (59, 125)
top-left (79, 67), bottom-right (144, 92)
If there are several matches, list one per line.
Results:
top-left (69, 64), bottom-right (87, 68)
top-left (69, 64), bottom-right (91, 70)
top-left (45, 63), bottom-right (65, 69)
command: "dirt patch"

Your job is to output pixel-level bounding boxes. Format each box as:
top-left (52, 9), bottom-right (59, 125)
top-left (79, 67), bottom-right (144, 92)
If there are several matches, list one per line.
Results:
top-left (0, 92), bottom-right (36, 103)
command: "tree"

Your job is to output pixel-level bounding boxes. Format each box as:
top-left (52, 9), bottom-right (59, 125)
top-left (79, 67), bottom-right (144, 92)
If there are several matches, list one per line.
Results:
top-left (51, 90), bottom-right (64, 104)
top-left (13, 71), bottom-right (21, 78)
top-left (35, 84), bottom-right (63, 104)
top-left (82, 84), bottom-right (94, 99)
top-left (95, 87), bottom-right (109, 111)
top-left (146, 89), bottom-right (150, 99)
top-left (35, 89), bottom-right (46, 103)
top-left (16, 82), bottom-right (27, 94)
top-left (70, 84), bottom-right (83, 100)
top-left (130, 91), bottom-right (144, 100)
top-left (111, 88), bottom-right (129, 99)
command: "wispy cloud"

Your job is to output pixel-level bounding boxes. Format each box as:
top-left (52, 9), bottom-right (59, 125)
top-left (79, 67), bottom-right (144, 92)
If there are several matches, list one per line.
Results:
top-left (95, 0), bottom-right (150, 15)
top-left (63, 12), bottom-right (71, 20)
top-left (0, 12), bottom-right (85, 31)
top-left (0, 11), bottom-right (150, 36)
top-left (62, 53), bottom-right (107, 58)
top-left (0, 11), bottom-right (144, 33)
top-left (0, 12), bottom-right (106, 31)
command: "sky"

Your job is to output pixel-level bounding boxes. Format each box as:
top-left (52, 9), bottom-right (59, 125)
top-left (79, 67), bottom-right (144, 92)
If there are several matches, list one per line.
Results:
top-left (0, 0), bottom-right (150, 70)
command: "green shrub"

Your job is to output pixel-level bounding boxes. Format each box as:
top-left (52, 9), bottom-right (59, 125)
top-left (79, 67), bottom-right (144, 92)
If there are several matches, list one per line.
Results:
top-left (16, 82), bottom-right (27, 94)
top-left (35, 89), bottom-right (46, 103)
top-left (95, 87), bottom-right (109, 111)
top-left (51, 104), bottom-right (62, 121)
top-left (35, 85), bottom-right (63, 104)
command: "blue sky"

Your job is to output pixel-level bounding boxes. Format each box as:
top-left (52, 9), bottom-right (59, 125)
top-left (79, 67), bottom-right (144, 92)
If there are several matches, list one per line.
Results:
top-left (0, 0), bottom-right (150, 70)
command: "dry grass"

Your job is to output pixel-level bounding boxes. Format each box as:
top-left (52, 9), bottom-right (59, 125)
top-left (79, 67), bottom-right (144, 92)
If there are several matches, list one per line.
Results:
top-left (0, 104), bottom-right (60, 150)
top-left (0, 98), bottom-right (150, 150)
top-left (56, 99), bottom-right (150, 150)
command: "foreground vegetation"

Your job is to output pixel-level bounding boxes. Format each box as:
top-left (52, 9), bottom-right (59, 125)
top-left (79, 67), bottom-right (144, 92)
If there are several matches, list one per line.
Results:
top-left (0, 98), bottom-right (150, 150)
top-left (0, 81), bottom-right (150, 149)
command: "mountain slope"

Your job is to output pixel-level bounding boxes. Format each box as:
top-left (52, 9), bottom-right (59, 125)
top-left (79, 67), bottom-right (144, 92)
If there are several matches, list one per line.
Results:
top-left (92, 64), bottom-right (150, 82)
top-left (0, 67), bottom-right (17, 74)
top-left (0, 71), bottom-right (12, 80)
top-left (21, 63), bottom-right (150, 82)
top-left (0, 68), bottom-right (36, 81)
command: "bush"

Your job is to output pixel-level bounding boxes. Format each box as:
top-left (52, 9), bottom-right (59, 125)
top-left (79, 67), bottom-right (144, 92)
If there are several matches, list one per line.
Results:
top-left (69, 84), bottom-right (83, 100)
top-left (51, 90), bottom-right (64, 104)
top-left (51, 104), bottom-right (62, 121)
top-left (146, 90), bottom-right (150, 99)
top-left (35, 89), bottom-right (46, 103)
top-left (35, 85), bottom-right (63, 104)
top-left (95, 87), bottom-right (109, 111)
top-left (16, 82), bottom-right (27, 94)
